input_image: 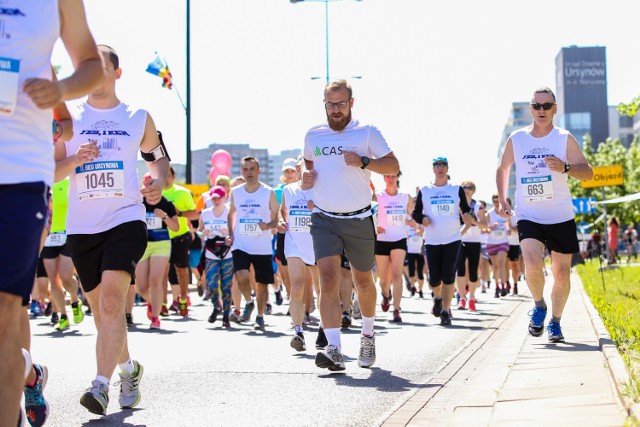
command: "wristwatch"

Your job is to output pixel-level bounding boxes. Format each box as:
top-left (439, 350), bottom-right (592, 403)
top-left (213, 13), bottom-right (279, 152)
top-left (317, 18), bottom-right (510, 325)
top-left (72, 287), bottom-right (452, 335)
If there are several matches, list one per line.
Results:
top-left (563, 162), bottom-right (571, 173)
top-left (360, 156), bottom-right (370, 169)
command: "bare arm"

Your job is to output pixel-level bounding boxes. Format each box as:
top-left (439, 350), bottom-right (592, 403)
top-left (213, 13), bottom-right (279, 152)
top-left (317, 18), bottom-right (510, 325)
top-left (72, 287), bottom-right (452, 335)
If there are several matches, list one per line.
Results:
top-left (565, 134), bottom-right (593, 180)
top-left (227, 194), bottom-right (236, 242)
top-left (260, 191), bottom-right (281, 230)
top-left (496, 138), bottom-right (514, 216)
top-left (344, 151), bottom-right (400, 175)
top-left (139, 115), bottom-right (169, 205)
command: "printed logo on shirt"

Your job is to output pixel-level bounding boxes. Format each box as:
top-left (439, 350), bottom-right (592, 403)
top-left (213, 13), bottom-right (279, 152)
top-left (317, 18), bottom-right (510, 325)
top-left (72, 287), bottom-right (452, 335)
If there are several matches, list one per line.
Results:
top-left (239, 199), bottom-right (262, 216)
top-left (0, 8), bottom-right (25, 16)
top-left (79, 120), bottom-right (131, 154)
top-left (522, 147), bottom-right (556, 175)
top-left (313, 145), bottom-right (344, 156)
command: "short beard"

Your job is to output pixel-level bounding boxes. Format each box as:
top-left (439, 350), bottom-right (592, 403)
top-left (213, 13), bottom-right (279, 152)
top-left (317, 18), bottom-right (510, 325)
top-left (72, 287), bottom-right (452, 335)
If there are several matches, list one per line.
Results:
top-left (326, 111), bottom-right (352, 131)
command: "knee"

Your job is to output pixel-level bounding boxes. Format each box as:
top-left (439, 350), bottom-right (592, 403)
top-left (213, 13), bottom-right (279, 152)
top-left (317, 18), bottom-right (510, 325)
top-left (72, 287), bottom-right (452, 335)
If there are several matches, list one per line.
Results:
top-left (100, 293), bottom-right (125, 318)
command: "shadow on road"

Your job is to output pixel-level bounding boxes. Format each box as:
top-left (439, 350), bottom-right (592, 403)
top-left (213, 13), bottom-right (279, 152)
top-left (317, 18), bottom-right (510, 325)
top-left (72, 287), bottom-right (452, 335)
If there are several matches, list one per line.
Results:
top-left (81, 407), bottom-right (145, 427)
top-left (320, 367), bottom-right (429, 392)
top-left (535, 342), bottom-right (600, 352)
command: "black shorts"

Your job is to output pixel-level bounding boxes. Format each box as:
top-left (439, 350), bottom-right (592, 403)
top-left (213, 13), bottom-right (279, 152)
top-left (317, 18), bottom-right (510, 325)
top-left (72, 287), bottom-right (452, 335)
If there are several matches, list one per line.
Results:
top-left (275, 233), bottom-right (287, 266)
top-left (36, 256), bottom-right (48, 279)
top-left (0, 182), bottom-right (48, 305)
top-left (67, 221), bottom-right (147, 293)
top-left (170, 232), bottom-right (192, 268)
top-left (406, 253), bottom-right (425, 280)
top-left (232, 249), bottom-right (274, 285)
top-left (425, 240), bottom-right (462, 286)
top-left (457, 242), bottom-right (481, 282)
top-left (375, 238), bottom-right (407, 256)
top-left (340, 253), bottom-right (351, 270)
top-left (40, 243), bottom-right (71, 259)
top-left (508, 245), bottom-right (522, 261)
top-left (517, 219), bottom-right (579, 254)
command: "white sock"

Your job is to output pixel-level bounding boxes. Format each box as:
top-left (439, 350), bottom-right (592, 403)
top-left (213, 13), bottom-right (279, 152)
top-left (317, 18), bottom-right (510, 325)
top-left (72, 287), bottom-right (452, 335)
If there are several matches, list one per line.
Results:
top-left (361, 316), bottom-right (375, 337)
top-left (95, 375), bottom-right (110, 386)
top-left (118, 358), bottom-right (135, 374)
top-left (324, 328), bottom-right (341, 350)
top-left (294, 325), bottom-right (303, 333)
top-left (22, 348), bottom-right (32, 381)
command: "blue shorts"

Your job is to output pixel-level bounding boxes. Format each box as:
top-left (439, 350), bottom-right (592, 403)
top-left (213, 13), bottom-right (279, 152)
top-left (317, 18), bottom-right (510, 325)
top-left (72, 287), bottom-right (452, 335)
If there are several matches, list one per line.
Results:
top-left (0, 182), bottom-right (48, 304)
top-left (189, 248), bottom-right (202, 269)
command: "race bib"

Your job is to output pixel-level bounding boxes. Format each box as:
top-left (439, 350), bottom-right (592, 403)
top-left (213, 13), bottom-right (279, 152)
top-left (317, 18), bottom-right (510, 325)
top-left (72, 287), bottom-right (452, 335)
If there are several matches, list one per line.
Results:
top-left (0, 58), bottom-right (19, 117)
top-left (44, 231), bottom-right (67, 247)
top-left (521, 176), bottom-right (553, 202)
top-left (492, 226), bottom-right (506, 240)
top-left (386, 209), bottom-right (406, 227)
top-left (239, 218), bottom-right (262, 237)
top-left (76, 161), bottom-right (125, 200)
top-left (289, 209), bottom-right (312, 232)
top-left (431, 200), bottom-right (455, 216)
top-left (145, 213), bottom-right (162, 230)
top-left (205, 219), bottom-right (227, 236)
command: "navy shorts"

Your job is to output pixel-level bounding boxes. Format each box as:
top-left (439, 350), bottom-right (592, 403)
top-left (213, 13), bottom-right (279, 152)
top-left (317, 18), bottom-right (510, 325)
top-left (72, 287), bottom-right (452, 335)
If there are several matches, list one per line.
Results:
top-left (0, 182), bottom-right (48, 304)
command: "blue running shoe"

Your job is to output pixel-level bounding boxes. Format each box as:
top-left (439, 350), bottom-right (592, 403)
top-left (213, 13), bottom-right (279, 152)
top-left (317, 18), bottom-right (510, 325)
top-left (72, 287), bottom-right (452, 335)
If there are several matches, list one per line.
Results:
top-left (547, 321), bottom-right (565, 343)
top-left (24, 364), bottom-right (48, 427)
top-left (30, 301), bottom-right (43, 317)
top-left (528, 307), bottom-right (547, 337)
top-left (239, 301), bottom-right (255, 322)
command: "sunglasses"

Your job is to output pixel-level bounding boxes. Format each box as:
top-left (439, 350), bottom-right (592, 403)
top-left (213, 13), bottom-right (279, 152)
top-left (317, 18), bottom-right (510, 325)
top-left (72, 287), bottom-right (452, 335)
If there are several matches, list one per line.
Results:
top-left (462, 186), bottom-right (474, 190)
top-left (531, 102), bottom-right (555, 111)
top-left (433, 163), bottom-right (448, 167)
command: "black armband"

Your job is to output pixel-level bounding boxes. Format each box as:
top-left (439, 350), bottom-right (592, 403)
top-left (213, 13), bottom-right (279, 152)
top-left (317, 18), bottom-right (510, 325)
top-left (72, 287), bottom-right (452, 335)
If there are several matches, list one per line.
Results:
top-left (141, 130), bottom-right (171, 162)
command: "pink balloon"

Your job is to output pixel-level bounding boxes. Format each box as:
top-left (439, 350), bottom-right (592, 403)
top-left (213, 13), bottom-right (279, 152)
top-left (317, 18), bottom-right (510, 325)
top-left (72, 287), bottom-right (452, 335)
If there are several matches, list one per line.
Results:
top-left (209, 167), bottom-right (218, 185)
top-left (211, 150), bottom-right (232, 173)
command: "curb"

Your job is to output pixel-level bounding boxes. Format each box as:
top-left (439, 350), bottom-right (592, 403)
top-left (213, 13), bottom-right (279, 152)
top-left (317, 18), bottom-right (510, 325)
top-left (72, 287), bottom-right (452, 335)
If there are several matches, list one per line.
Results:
top-left (575, 271), bottom-right (640, 424)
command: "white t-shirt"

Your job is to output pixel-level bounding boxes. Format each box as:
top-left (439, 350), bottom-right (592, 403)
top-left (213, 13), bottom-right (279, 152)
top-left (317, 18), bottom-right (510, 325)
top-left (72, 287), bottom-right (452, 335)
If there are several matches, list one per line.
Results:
top-left (420, 183), bottom-right (463, 245)
top-left (486, 209), bottom-right (509, 245)
top-left (376, 190), bottom-right (410, 242)
top-left (406, 226), bottom-right (424, 254)
top-left (231, 183), bottom-right (274, 255)
top-left (65, 103), bottom-right (146, 234)
top-left (201, 206), bottom-right (232, 260)
top-left (512, 126), bottom-right (574, 224)
top-left (283, 182), bottom-right (315, 265)
top-left (461, 201), bottom-right (484, 243)
top-left (303, 119), bottom-right (391, 217)
top-left (0, 0), bottom-right (59, 186)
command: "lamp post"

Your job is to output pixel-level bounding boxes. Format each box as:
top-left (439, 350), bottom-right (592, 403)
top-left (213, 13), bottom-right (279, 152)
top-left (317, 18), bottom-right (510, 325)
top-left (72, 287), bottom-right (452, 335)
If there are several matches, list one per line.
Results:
top-left (186, 0), bottom-right (192, 183)
top-left (290, 0), bottom-right (363, 84)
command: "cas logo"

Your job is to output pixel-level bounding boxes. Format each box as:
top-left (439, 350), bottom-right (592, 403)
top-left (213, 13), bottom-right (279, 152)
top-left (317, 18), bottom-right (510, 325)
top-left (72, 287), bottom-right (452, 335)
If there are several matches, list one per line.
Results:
top-left (314, 146), bottom-right (343, 156)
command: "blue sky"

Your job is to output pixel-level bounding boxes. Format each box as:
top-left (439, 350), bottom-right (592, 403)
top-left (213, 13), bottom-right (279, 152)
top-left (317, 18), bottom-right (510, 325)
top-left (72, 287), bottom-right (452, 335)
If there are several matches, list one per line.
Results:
top-left (53, 0), bottom-right (640, 202)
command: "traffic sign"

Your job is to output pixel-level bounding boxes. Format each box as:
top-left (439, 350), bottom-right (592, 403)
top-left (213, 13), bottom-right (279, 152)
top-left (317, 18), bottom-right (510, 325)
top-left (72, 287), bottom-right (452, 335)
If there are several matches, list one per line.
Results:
top-left (580, 165), bottom-right (624, 188)
top-left (572, 197), bottom-right (597, 214)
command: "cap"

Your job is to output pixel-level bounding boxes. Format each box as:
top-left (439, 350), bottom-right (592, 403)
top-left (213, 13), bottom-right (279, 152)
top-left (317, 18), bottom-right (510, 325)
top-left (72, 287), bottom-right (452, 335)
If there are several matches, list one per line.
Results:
top-left (209, 185), bottom-right (226, 199)
top-left (282, 158), bottom-right (297, 171)
top-left (432, 156), bottom-right (448, 165)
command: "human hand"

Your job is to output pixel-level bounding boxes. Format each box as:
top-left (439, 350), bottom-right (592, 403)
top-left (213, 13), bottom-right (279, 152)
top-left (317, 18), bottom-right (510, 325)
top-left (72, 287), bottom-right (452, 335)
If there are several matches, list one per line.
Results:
top-left (343, 151), bottom-right (364, 168)
top-left (301, 170), bottom-right (316, 190)
top-left (141, 177), bottom-right (165, 205)
top-left (377, 226), bottom-right (386, 234)
top-left (74, 142), bottom-right (100, 167)
top-left (23, 78), bottom-right (64, 109)
top-left (543, 155), bottom-right (565, 173)
top-left (422, 217), bottom-right (432, 227)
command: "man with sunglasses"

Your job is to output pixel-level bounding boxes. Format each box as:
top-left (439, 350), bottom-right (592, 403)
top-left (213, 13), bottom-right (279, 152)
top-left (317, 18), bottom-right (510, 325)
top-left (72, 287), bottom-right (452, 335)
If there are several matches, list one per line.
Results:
top-left (302, 79), bottom-right (399, 371)
top-left (496, 87), bottom-right (593, 343)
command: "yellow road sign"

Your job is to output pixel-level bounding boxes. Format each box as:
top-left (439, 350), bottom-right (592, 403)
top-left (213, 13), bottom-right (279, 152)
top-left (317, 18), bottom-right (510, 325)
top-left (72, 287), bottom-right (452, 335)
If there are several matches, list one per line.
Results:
top-left (580, 165), bottom-right (624, 188)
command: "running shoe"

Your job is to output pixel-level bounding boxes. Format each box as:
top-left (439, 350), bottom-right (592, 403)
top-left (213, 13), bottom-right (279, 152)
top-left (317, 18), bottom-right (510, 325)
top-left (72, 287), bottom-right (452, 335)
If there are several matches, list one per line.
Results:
top-left (229, 309), bottom-right (241, 323)
top-left (358, 334), bottom-right (376, 368)
top-left (24, 364), bottom-right (48, 427)
top-left (160, 304), bottom-right (169, 317)
top-left (381, 293), bottom-right (391, 312)
top-left (43, 301), bottom-right (53, 317)
top-left (30, 300), bottom-right (43, 317)
top-left (169, 300), bottom-right (180, 313)
top-left (352, 300), bottom-right (362, 319)
top-left (431, 298), bottom-right (442, 317)
top-left (513, 283), bottom-right (518, 295)
top-left (147, 304), bottom-right (153, 321)
top-left (411, 286), bottom-right (417, 296)
top-left (274, 289), bottom-right (284, 306)
top-left (315, 345), bottom-right (345, 371)
top-left (315, 327), bottom-right (328, 349)
top-left (506, 282), bottom-right (511, 294)
top-left (500, 284), bottom-right (508, 297)
top-left (418, 290), bottom-right (424, 299)
top-left (528, 306), bottom-right (547, 337)
top-left (240, 301), bottom-right (255, 322)
top-left (222, 315), bottom-right (231, 328)
top-left (392, 309), bottom-right (402, 323)
top-left (440, 310), bottom-right (452, 326)
top-left (254, 315), bottom-right (265, 331)
top-left (54, 317), bottom-right (70, 331)
top-left (547, 321), bottom-right (565, 343)
top-left (481, 284), bottom-right (487, 294)
top-left (125, 313), bottom-right (134, 326)
top-left (197, 284), bottom-right (204, 297)
top-left (50, 312), bottom-right (59, 325)
top-left (150, 317), bottom-right (161, 329)
top-left (494, 286), bottom-right (500, 298)
top-left (457, 298), bottom-right (467, 310)
top-left (80, 380), bottom-right (109, 415)
top-left (117, 360), bottom-right (144, 409)
top-left (290, 332), bottom-right (306, 352)
top-left (265, 302), bottom-right (273, 315)
top-left (341, 311), bottom-right (352, 329)
top-left (468, 299), bottom-right (477, 312)
top-left (179, 298), bottom-right (188, 317)
top-left (208, 304), bottom-right (222, 324)
top-left (72, 302), bottom-right (84, 324)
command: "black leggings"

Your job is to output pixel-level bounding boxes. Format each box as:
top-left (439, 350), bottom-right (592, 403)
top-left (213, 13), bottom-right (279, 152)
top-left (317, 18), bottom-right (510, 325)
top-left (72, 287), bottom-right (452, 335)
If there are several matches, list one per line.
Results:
top-left (406, 253), bottom-right (425, 280)
top-left (425, 241), bottom-right (461, 286)
top-left (456, 242), bottom-right (481, 282)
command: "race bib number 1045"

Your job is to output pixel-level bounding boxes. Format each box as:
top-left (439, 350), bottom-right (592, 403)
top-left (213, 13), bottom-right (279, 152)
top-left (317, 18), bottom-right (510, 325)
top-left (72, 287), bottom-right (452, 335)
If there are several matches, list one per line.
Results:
top-left (76, 161), bottom-right (125, 200)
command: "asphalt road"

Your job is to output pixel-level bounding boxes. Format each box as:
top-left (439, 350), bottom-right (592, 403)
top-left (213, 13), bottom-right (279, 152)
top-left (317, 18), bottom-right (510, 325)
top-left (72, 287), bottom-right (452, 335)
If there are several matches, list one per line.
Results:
top-left (27, 284), bottom-right (521, 427)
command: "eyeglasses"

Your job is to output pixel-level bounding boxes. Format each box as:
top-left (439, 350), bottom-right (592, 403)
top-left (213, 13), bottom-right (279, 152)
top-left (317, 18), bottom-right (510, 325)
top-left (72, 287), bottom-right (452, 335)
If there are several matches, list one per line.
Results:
top-left (433, 163), bottom-right (448, 168)
top-left (462, 186), bottom-right (474, 190)
top-left (324, 100), bottom-right (350, 109)
top-left (531, 102), bottom-right (555, 111)
top-left (492, 199), bottom-right (499, 203)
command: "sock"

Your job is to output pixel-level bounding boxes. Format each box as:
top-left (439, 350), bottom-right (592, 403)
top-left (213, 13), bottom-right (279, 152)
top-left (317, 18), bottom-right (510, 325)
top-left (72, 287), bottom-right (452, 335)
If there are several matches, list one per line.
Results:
top-left (535, 298), bottom-right (547, 309)
top-left (61, 314), bottom-right (68, 320)
top-left (434, 296), bottom-right (442, 301)
top-left (71, 301), bottom-right (78, 308)
top-left (118, 358), bottom-right (135, 374)
top-left (95, 375), bottom-right (110, 386)
top-left (361, 316), bottom-right (375, 337)
top-left (324, 328), bottom-right (341, 349)
top-left (22, 349), bottom-right (32, 381)
top-left (294, 325), bottom-right (303, 334)
top-left (551, 315), bottom-right (561, 323)
top-left (246, 297), bottom-right (254, 304)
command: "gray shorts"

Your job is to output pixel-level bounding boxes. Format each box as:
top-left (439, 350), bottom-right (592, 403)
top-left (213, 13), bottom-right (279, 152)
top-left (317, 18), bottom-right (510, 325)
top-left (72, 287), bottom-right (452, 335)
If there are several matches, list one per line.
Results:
top-left (310, 212), bottom-right (375, 272)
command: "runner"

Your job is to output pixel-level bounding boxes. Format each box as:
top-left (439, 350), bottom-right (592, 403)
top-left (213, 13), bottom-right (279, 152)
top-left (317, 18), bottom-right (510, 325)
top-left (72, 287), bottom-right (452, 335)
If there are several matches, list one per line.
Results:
top-left (55, 44), bottom-right (169, 415)
top-left (497, 86), bottom-right (593, 343)
top-left (227, 157), bottom-right (279, 331)
top-left (412, 157), bottom-right (472, 326)
top-left (405, 224), bottom-right (425, 298)
top-left (375, 172), bottom-right (414, 323)
top-left (486, 194), bottom-right (510, 298)
top-left (506, 198), bottom-right (521, 295)
top-left (303, 79), bottom-right (400, 370)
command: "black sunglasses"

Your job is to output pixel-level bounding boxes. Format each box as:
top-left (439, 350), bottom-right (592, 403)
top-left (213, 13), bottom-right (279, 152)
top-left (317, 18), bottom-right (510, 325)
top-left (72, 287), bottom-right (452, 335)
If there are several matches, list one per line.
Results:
top-left (531, 102), bottom-right (555, 111)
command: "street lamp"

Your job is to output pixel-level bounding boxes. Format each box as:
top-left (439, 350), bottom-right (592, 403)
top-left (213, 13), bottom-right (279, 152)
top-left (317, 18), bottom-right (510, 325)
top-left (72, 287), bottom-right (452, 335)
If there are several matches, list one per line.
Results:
top-left (290, 0), bottom-right (363, 84)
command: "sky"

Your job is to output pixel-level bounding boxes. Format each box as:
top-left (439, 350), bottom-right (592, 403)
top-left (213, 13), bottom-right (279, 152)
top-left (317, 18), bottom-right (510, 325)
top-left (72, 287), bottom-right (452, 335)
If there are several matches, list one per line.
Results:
top-left (53, 0), bottom-right (640, 203)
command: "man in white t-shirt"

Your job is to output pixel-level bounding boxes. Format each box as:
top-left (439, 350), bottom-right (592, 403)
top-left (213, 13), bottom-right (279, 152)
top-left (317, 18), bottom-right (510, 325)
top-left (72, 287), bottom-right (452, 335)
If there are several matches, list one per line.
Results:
top-left (302, 79), bottom-right (399, 371)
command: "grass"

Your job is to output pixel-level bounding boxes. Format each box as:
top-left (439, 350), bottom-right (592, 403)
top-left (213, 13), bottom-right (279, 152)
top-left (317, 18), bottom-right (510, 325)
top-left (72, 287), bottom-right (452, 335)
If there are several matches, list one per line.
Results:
top-left (576, 262), bottom-right (640, 403)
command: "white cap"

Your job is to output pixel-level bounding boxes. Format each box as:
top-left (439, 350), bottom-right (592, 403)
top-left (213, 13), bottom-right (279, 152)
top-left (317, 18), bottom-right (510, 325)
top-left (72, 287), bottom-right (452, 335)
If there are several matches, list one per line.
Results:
top-left (282, 158), bottom-right (297, 171)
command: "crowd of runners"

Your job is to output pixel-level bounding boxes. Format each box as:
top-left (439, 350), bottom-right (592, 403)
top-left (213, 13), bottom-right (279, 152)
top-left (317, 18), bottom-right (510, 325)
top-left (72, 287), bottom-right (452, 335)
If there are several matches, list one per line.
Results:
top-left (2, 2), bottom-right (593, 425)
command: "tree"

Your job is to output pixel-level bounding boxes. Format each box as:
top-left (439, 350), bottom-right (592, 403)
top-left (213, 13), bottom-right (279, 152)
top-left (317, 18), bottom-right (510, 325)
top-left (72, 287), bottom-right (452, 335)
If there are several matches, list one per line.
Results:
top-left (618, 96), bottom-right (640, 117)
